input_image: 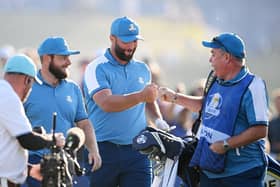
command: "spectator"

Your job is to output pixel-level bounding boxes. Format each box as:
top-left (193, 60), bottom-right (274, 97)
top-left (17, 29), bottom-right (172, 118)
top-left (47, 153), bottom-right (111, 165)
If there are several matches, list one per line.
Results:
top-left (0, 45), bottom-right (15, 78)
top-left (268, 88), bottom-right (280, 161)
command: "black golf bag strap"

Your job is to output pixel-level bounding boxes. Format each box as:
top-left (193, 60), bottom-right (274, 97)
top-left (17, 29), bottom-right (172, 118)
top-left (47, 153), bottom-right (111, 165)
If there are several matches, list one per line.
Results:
top-left (191, 70), bottom-right (216, 135)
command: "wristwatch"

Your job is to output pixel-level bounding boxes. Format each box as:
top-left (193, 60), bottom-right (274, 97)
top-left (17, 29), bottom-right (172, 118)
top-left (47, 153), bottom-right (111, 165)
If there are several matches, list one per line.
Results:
top-left (223, 139), bottom-right (231, 152)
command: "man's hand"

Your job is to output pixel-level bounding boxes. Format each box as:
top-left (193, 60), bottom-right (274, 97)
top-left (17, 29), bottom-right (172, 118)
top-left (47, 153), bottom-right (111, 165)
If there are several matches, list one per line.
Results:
top-left (88, 151), bottom-right (102, 172)
top-left (45, 133), bottom-right (65, 148)
top-left (159, 87), bottom-right (177, 103)
top-left (141, 83), bottom-right (159, 103)
top-left (210, 140), bottom-right (227, 154)
top-left (54, 133), bottom-right (65, 148)
top-left (29, 164), bottom-right (43, 181)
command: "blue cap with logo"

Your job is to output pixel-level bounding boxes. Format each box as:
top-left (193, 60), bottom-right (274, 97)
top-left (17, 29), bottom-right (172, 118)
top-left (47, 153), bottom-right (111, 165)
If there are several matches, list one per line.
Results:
top-left (111, 16), bottom-right (144, 43)
top-left (38, 37), bottom-right (80, 56)
top-left (202, 33), bottom-right (246, 59)
top-left (4, 54), bottom-right (41, 83)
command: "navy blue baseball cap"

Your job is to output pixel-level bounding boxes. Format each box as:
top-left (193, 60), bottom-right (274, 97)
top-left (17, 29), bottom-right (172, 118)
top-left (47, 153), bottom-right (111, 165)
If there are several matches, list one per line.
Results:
top-left (202, 33), bottom-right (246, 59)
top-left (38, 37), bottom-right (80, 56)
top-left (111, 16), bottom-right (144, 43)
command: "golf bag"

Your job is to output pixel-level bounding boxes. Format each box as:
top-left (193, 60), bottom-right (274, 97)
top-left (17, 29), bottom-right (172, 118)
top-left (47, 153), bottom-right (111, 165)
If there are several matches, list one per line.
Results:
top-left (265, 154), bottom-right (280, 187)
top-left (132, 127), bottom-right (199, 187)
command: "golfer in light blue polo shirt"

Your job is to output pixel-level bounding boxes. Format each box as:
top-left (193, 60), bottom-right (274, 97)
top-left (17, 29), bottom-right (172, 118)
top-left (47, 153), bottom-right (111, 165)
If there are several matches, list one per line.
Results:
top-left (23, 36), bottom-right (101, 187)
top-left (83, 16), bottom-right (164, 187)
top-left (24, 36), bottom-right (85, 151)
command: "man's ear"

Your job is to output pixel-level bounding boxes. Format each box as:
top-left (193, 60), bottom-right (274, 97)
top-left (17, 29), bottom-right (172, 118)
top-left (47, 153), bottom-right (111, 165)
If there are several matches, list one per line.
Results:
top-left (24, 75), bottom-right (32, 85)
top-left (42, 54), bottom-right (52, 63)
top-left (110, 35), bottom-right (115, 42)
top-left (225, 53), bottom-right (232, 64)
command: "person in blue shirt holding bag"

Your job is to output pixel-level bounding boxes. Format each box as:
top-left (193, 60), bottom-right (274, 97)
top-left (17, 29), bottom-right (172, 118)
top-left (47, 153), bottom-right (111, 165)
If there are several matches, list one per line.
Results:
top-left (159, 33), bottom-right (269, 187)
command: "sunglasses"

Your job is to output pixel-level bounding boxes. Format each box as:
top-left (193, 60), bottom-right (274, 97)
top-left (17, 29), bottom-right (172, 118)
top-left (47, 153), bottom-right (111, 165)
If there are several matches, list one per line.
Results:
top-left (212, 37), bottom-right (245, 59)
top-left (212, 37), bottom-right (230, 53)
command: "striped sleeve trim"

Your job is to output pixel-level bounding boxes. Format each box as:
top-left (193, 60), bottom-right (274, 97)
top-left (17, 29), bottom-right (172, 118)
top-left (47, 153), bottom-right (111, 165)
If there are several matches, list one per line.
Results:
top-left (248, 76), bottom-right (269, 122)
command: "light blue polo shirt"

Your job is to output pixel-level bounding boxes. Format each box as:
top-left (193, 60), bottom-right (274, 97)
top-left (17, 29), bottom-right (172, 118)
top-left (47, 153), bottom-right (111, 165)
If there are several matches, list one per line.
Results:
top-left (24, 71), bottom-right (88, 155)
top-left (204, 67), bottom-right (269, 178)
top-left (83, 49), bottom-right (151, 145)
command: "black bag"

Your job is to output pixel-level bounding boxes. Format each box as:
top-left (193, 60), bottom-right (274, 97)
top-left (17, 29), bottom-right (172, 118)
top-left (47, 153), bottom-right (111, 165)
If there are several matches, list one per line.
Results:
top-left (178, 70), bottom-right (217, 186)
top-left (177, 135), bottom-right (200, 187)
top-left (132, 127), bottom-right (199, 187)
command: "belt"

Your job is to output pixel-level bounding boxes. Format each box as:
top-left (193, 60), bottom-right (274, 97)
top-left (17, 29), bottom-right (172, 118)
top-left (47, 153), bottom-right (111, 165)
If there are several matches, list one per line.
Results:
top-left (0, 178), bottom-right (20, 187)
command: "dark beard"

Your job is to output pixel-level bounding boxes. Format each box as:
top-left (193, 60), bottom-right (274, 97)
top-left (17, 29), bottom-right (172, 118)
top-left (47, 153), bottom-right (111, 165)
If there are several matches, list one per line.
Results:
top-left (49, 59), bottom-right (68, 80)
top-left (114, 43), bottom-right (135, 62)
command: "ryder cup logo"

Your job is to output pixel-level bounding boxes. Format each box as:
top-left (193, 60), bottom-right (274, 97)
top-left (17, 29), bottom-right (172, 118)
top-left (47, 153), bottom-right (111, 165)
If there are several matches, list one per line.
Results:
top-left (138, 77), bottom-right (144, 84)
top-left (205, 93), bottom-right (222, 119)
top-left (66, 95), bottom-right (72, 103)
top-left (128, 24), bottom-right (137, 32)
top-left (136, 134), bottom-right (147, 144)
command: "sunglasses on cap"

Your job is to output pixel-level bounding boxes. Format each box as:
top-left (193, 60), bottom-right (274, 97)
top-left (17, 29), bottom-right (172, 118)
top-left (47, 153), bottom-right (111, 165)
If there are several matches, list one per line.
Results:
top-left (212, 37), bottom-right (230, 53)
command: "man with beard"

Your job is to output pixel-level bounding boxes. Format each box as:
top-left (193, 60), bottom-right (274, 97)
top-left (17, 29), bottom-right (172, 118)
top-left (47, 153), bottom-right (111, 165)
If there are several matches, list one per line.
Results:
top-left (23, 37), bottom-right (102, 187)
top-left (83, 16), bottom-right (169, 187)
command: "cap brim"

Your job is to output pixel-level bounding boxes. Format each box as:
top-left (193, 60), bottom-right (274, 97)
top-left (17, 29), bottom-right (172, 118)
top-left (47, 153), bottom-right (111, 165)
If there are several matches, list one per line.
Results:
top-left (39, 50), bottom-right (80, 56)
top-left (202, 41), bottom-right (222, 49)
top-left (61, 50), bottom-right (80, 55)
top-left (119, 35), bottom-right (144, 43)
top-left (34, 76), bottom-right (43, 85)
